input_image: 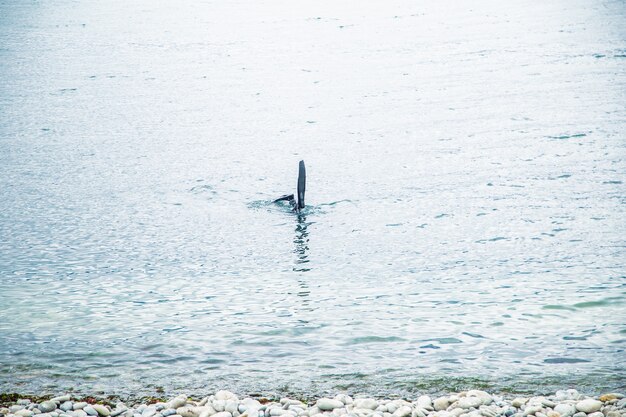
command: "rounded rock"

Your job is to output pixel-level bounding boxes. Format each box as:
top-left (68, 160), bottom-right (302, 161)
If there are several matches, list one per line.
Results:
top-left (84, 407), bottom-right (98, 417)
top-left (434, 398), bottom-right (449, 412)
top-left (61, 404), bottom-right (74, 413)
top-left (90, 408), bottom-right (108, 417)
top-left (316, 400), bottom-right (344, 412)
top-left (215, 392), bottom-right (237, 402)
top-left (417, 397), bottom-right (432, 410)
top-left (354, 401), bottom-right (378, 411)
top-left (17, 411), bottom-right (35, 417)
top-left (169, 398), bottom-right (188, 410)
top-left (39, 403), bottom-right (57, 414)
top-left (393, 407), bottom-right (411, 417)
top-left (554, 405), bottom-right (576, 417)
top-left (457, 398), bottom-right (483, 410)
top-left (576, 401), bottom-right (602, 414)
top-left (511, 400), bottom-right (527, 409)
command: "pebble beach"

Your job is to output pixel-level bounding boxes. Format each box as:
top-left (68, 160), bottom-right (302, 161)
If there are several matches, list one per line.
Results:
top-left (2, 391), bottom-right (625, 417)
top-left (1, 0), bottom-right (624, 405)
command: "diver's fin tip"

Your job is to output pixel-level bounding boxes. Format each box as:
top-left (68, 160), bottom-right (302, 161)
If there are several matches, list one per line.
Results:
top-left (297, 160), bottom-right (306, 209)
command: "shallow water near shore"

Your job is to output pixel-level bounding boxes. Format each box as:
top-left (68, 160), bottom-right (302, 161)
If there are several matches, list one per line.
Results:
top-left (0, 0), bottom-right (625, 398)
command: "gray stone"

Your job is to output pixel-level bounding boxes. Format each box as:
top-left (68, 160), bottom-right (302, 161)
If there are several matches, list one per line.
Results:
top-left (61, 403), bottom-right (74, 413)
top-left (162, 411), bottom-right (177, 417)
top-left (40, 403), bottom-right (57, 414)
top-left (74, 405), bottom-right (88, 411)
top-left (572, 413), bottom-right (586, 417)
top-left (84, 407), bottom-right (98, 417)
top-left (17, 411), bottom-right (35, 417)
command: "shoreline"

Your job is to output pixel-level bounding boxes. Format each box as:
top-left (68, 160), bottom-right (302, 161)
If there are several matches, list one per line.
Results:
top-left (1, 390), bottom-right (624, 417)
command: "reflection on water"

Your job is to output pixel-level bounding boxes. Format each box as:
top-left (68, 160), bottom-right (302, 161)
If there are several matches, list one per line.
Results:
top-left (293, 214), bottom-right (311, 273)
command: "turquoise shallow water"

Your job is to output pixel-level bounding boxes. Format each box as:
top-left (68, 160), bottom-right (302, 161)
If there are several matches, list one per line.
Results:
top-left (0, 0), bottom-right (625, 398)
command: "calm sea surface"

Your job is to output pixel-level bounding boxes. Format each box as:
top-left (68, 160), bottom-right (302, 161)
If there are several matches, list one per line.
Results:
top-left (0, 0), bottom-right (625, 398)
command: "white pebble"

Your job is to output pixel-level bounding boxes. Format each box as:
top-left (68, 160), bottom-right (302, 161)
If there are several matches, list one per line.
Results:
top-left (576, 401), bottom-right (602, 414)
top-left (434, 399), bottom-right (449, 412)
top-left (52, 398), bottom-right (72, 405)
top-left (169, 398), bottom-right (188, 411)
top-left (354, 401), bottom-right (378, 411)
top-left (417, 397), bottom-right (432, 410)
top-left (457, 398), bottom-right (482, 410)
top-left (393, 407), bottom-right (411, 417)
top-left (215, 392), bottom-right (237, 402)
top-left (92, 404), bottom-right (111, 417)
top-left (315, 400), bottom-right (343, 412)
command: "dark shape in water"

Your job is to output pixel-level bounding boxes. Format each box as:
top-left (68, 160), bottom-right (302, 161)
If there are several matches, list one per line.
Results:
top-left (274, 160), bottom-right (306, 212)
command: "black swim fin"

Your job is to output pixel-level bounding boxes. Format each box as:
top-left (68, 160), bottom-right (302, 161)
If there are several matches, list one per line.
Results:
top-left (297, 160), bottom-right (306, 210)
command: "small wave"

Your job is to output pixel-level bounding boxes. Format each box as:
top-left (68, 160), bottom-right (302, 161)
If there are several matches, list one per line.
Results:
top-left (544, 358), bottom-right (590, 364)
top-left (346, 336), bottom-right (406, 345)
top-left (546, 132), bottom-right (589, 140)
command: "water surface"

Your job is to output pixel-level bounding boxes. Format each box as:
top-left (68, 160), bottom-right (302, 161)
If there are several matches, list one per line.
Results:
top-left (0, 0), bottom-right (625, 398)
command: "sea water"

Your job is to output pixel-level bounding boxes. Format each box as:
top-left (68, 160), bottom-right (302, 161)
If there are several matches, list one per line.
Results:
top-left (0, 0), bottom-right (624, 397)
